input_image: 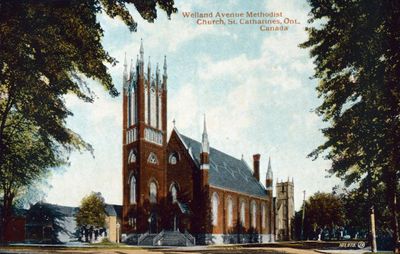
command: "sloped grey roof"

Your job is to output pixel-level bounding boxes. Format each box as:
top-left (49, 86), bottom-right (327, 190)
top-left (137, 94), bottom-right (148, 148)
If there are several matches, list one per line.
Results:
top-left (105, 204), bottom-right (117, 216)
top-left (112, 205), bottom-right (122, 218)
top-left (178, 134), bottom-right (267, 198)
top-left (41, 203), bottom-right (77, 217)
top-left (105, 204), bottom-right (122, 218)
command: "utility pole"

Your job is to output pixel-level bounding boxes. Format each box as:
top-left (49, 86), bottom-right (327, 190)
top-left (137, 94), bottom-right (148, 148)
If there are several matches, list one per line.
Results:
top-left (370, 206), bottom-right (377, 253)
top-left (301, 190), bottom-right (306, 240)
top-left (367, 168), bottom-right (377, 253)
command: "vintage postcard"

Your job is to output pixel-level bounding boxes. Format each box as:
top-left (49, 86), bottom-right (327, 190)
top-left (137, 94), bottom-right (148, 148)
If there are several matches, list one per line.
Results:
top-left (1, 0), bottom-right (398, 253)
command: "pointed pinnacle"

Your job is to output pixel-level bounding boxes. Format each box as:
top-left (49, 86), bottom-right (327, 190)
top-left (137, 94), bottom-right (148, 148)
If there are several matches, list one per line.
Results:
top-left (140, 38), bottom-right (144, 54)
top-left (268, 156), bottom-right (272, 170)
top-left (203, 114), bottom-right (207, 134)
top-left (163, 55), bottom-right (167, 72)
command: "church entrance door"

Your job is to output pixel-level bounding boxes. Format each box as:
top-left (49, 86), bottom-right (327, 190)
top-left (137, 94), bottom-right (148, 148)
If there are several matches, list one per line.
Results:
top-left (149, 213), bottom-right (157, 233)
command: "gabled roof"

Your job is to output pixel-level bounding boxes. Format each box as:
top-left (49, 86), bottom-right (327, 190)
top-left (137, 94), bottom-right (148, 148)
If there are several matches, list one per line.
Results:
top-left (105, 204), bottom-right (117, 216)
top-left (176, 132), bottom-right (267, 198)
top-left (105, 204), bottom-right (122, 218)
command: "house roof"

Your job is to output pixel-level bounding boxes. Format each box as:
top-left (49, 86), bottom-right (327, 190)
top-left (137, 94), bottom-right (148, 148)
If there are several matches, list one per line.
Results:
top-left (105, 204), bottom-right (116, 216)
top-left (105, 204), bottom-right (122, 218)
top-left (34, 203), bottom-right (77, 217)
top-left (28, 203), bottom-right (122, 218)
top-left (177, 132), bottom-right (267, 198)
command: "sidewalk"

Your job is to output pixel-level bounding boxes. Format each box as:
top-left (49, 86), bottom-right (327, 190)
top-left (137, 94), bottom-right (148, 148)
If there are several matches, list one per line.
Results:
top-left (316, 248), bottom-right (393, 254)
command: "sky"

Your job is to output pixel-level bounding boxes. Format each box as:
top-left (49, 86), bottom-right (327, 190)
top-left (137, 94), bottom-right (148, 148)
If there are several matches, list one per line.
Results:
top-left (45, 0), bottom-right (340, 210)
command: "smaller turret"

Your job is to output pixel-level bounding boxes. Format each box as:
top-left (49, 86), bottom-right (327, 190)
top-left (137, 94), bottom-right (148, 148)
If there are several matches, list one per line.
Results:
top-left (139, 39), bottom-right (144, 75)
top-left (163, 55), bottom-right (168, 90)
top-left (123, 52), bottom-right (128, 91)
top-left (140, 38), bottom-right (144, 61)
top-left (200, 114), bottom-right (210, 170)
top-left (147, 56), bottom-right (151, 82)
top-left (266, 157), bottom-right (273, 195)
top-left (129, 58), bottom-right (135, 80)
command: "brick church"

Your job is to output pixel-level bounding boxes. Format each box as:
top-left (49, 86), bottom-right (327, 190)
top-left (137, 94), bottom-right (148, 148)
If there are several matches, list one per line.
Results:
top-left (121, 40), bottom-right (294, 245)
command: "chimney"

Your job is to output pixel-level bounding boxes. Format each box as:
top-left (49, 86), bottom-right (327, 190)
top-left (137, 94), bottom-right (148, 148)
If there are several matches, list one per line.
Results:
top-left (253, 154), bottom-right (260, 181)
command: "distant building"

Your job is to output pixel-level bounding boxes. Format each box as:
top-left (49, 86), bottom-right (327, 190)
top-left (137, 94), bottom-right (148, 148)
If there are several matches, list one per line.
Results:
top-left (105, 204), bottom-right (122, 243)
top-left (3, 202), bottom-right (121, 243)
top-left (121, 41), bottom-right (295, 245)
top-left (275, 180), bottom-right (295, 241)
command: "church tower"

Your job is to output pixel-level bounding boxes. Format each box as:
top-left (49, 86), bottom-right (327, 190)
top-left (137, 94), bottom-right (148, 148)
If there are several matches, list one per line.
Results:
top-left (122, 40), bottom-right (168, 234)
top-left (275, 178), bottom-right (294, 241)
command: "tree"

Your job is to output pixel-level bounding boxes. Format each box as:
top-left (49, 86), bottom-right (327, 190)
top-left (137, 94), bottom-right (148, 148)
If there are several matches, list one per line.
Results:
top-left (75, 192), bottom-right (107, 242)
top-left (301, 192), bottom-right (345, 240)
top-left (301, 0), bottom-right (400, 250)
top-left (0, 0), bottom-right (177, 241)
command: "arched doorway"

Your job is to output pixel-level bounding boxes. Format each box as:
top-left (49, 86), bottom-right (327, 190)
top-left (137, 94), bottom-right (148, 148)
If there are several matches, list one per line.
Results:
top-left (149, 213), bottom-right (157, 233)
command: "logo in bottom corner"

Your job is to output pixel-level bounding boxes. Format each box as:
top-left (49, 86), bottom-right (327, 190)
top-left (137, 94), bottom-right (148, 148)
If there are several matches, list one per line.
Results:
top-left (338, 241), bottom-right (366, 249)
top-left (357, 241), bottom-right (366, 249)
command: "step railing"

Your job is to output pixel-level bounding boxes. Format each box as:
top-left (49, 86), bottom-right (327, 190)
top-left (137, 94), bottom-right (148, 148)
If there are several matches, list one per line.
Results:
top-left (152, 230), bottom-right (165, 246)
top-left (137, 231), bottom-right (149, 245)
top-left (184, 229), bottom-right (196, 245)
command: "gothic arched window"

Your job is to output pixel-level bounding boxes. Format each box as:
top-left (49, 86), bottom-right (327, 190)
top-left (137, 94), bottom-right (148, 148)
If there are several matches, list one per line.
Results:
top-left (227, 197), bottom-right (233, 227)
top-left (157, 94), bottom-right (162, 130)
top-left (212, 192), bottom-right (219, 226)
top-left (170, 183), bottom-right (178, 203)
top-left (144, 85), bottom-right (149, 124)
top-left (169, 153), bottom-right (179, 165)
top-left (127, 88), bottom-right (131, 126)
top-left (251, 200), bottom-right (257, 228)
top-left (262, 203), bottom-right (266, 228)
top-left (240, 201), bottom-right (246, 226)
top-left (150, 88), bottom-right (156, 127)
top-left (147, 152), bottom-right (158, 164)
top-left (131, 85), bottom-right (136, 125)
top-left (128, 150), bottom-right (136, 164)
top-left (130, 176), bottom-right (136, 204)
top-left (149, 181), bottom-right (157, 203)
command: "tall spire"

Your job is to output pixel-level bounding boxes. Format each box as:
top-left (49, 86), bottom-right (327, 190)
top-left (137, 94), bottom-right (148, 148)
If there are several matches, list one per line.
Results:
top-left (203, 114), bottom-right (207, 134)
top-left (129, 58), bottom-right (134, 79)
top-left (124, 52), bottom-right (127, 68)
top-left (266, 156), bottom-right (273, 180)
top-left (201, 114), bottom-right (209, 154)
top-left (156, 62), bottom-right (160, 86)
top-left (163, 55), bottom-right (167, 77)
top-left (200, 114), bottom-right (210, 171)
top-left (123, 52), bottom-right (128, 90)
top-left (140, 38), bottom-right (144, 61)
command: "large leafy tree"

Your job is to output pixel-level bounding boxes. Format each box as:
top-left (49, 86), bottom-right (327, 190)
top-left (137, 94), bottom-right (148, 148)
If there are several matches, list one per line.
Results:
top-left (302, 0), bottom-right (400, 250)
top-left (306, 192), bottom-right (345, 239)
top-left (0, 0), bottom-right (176, 241)
top-left (75, 192), bottom-right (106, 242)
